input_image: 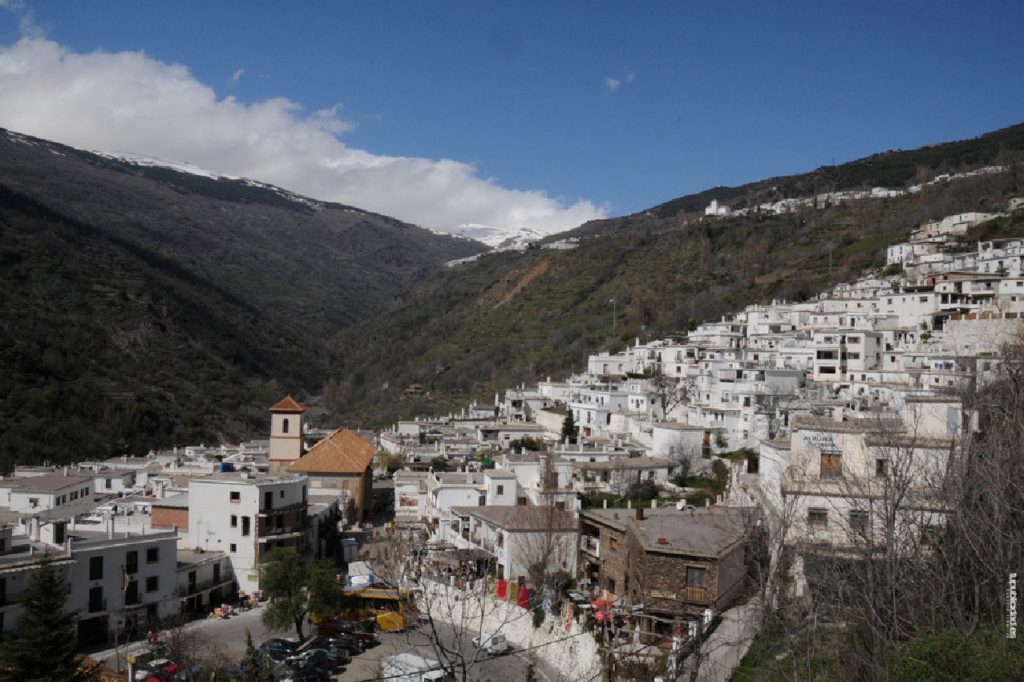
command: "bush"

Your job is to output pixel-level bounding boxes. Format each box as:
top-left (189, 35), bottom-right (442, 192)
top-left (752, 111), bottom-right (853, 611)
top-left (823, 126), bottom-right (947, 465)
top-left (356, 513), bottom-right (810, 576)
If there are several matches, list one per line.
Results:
top-left (626, 480), bottom-right (658, 501)
top-left (891, 627), bottom-right (1024, 682)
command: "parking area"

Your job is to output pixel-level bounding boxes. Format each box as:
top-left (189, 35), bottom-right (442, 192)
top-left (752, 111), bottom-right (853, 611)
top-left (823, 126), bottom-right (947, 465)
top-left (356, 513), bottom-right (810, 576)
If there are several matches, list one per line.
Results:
top-left (88, 603), bottom-right (552, 681)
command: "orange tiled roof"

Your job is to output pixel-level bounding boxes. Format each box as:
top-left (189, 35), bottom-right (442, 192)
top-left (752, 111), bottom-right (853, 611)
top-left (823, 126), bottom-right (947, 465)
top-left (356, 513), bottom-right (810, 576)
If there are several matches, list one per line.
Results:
top-left (287, 428), bottom-right (375, 475)
top-left (271, 395), bottom-right (305, 413)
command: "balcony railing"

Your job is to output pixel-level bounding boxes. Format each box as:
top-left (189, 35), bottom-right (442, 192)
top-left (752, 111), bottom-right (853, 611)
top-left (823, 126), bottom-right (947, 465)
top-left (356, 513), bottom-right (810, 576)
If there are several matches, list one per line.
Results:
top-left (684, 586), bottom-right (707, 602)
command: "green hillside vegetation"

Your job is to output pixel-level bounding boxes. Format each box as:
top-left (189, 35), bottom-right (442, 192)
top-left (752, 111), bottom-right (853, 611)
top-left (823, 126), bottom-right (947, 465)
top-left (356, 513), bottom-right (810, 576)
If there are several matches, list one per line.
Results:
top-left (0, 130), bottom-right (483, 469)
top-left (327, 157), bottom-right (1024, 427)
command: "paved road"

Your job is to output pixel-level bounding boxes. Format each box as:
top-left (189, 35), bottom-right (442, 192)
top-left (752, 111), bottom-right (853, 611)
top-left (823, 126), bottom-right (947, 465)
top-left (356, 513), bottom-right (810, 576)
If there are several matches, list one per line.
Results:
top-left (90, 603), bottom-right (551, 682)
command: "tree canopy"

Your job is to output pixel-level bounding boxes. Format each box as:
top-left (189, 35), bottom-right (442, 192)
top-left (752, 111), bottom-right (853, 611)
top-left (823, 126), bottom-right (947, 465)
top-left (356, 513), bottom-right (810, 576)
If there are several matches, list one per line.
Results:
top-left (0, 556), bottom-right (97, 682)
top-left (259, 546), bottom-right (339, 641)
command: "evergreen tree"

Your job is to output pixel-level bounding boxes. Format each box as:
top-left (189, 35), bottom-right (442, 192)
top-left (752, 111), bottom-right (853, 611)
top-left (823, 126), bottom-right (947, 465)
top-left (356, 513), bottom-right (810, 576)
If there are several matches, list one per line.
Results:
top-left (561, 411), bottom-right (577, 444)
top-left (0, 556), bottom-right (97, 682)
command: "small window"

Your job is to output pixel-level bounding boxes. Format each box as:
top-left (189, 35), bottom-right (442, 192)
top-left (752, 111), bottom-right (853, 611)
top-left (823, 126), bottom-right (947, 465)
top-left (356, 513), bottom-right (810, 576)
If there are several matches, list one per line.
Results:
top-left (125, 550), bottom-right (138, 575)
top-left (808, 508), bottom-right (828, 529)
top-left (242, 516), bottom-right (251, 537)
top-left (849, 510), bottom-right (869, 535)
top-left (875, 459), bottom-right (888, 478)
top-left (496, 485), bottom-right (504, 496)
top-left (282, 418), bottom-right (290, 434)
top-left (230, 515), bottom-right (238, 528)
top-left (686, 567), bottom-right (706, 588)
top-left (146, 576), bottom-right (159, 593)
top-left (146, 547), bottom-right (159, 563)
top-left (230, 491), bottom-right (240, 503)
top-left (279, 490), bottom-right (284, 498)
top-left (229, 543), bottom-right (237, 553)
top-left (89, 556), bottom-right (103, 581)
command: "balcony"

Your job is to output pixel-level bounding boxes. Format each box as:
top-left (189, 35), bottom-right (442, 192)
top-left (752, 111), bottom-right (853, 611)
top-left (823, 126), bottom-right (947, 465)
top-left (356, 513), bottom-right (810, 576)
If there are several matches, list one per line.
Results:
top-left (580, 536), bottom-right (600, 557)
top-left (684, 586), bottom-right (707, 602)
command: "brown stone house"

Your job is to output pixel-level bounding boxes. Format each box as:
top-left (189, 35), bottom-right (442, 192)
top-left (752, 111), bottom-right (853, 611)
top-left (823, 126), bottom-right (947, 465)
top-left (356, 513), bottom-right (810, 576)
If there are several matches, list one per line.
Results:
top-left (287, 428), bottom-right (375, 522)
top-left (579, 505), bottom-right (752, 635)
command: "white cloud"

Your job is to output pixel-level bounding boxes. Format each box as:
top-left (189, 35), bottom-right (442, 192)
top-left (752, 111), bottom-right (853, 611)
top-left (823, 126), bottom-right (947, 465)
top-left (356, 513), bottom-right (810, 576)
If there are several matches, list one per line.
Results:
top-left (0, 0), bottom-right (42, 38)
top-left (0, 37), bottom-right (606, 235)
top-left (605, 70), bottom-right (635, 94)
top-left (231, 67), bottom-right (244, 83)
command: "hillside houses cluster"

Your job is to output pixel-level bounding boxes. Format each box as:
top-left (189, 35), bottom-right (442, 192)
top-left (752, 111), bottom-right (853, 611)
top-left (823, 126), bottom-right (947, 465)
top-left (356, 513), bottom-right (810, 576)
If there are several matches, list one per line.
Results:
top-left (384, 202), bottom-right (1024, 640)
top-left (0, 397), bottom-right (376, 646)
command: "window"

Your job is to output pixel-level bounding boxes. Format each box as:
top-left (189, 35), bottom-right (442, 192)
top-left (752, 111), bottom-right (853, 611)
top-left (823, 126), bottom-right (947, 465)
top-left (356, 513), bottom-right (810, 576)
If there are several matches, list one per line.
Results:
top-left (230, 515), bottom-right (238, 528)
top-left (105, 478), bottom-right (112, 489)
top-left (88, 587), bottom-right (103, 613)
top-left (28, 497), bottom-right (39, 508)
top-left (875, 459), bottom-right (888, 478)
top-left (686, 567), bottom-right (706, 588)
top-left (125, 581), bottom-right (139, 605)
top-left (229, 543), bottom-right (237, 553)
top-left (242, 516), bottom-right (251, 536)
top-left (282, 418), bottom-right (290, 434)
top-left (849, 510), bottom-right (869, 535)
top-left (808, 508), bottom-right (828, 529)
top-left (213, 562), bottom-right (221, 583)
top-left (496, 533), bottom-right (504, 548)
top-left (89, 556), bottom-right (103, 580)
top-left (125, 550), bottom-right (138, 575)
top-left (146, 576), bottom-right (159, 593)
top-left (820, 453), bottom-right (842, 479)
top-left (230, 491), bottom-right (241, 503)
top-left (302, 486), bottom-right (307, 502)
top-left (279, 490), bottom-right (285, 498)
top-left (496, 485), bottom-right (504, 496)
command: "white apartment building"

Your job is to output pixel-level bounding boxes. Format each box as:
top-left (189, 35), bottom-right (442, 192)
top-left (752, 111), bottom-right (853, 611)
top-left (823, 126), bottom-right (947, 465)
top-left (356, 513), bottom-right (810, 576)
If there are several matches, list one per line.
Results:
top-left (186, 472), bottom-right (309, 591)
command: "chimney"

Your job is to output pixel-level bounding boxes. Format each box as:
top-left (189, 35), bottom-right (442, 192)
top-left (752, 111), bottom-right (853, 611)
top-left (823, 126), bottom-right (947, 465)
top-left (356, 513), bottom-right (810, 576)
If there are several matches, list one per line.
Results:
top-left (635, 507), bottom-right (644, 521)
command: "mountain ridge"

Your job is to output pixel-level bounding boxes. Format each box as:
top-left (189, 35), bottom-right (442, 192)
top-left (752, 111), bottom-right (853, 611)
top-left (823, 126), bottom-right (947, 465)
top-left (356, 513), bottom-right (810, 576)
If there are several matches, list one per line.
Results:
top-left (0, 127), bottom-right (485, 469)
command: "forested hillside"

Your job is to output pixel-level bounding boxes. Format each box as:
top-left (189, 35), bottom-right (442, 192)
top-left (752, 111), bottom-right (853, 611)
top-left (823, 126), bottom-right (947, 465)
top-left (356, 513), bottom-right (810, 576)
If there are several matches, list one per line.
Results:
top-left (0, 130), bottom-right (483, 469)
top-left (326, 126), bottom-right (1024, 427)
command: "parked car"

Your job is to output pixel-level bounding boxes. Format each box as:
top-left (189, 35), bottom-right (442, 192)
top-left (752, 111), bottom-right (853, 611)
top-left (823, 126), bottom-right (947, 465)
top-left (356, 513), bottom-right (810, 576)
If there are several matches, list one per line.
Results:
top-left (303, 638), bottom-right (352, 665)
top-left (274, 660), bottom-right (331, 682)
top-left (317, 619), bottom-right (380, 646)
top-left (288, 648), bottom-right (343, 673)
top-left (319, 634), bottom-right (363, 656)
top-left (471, 630), bottom-right (509, 655)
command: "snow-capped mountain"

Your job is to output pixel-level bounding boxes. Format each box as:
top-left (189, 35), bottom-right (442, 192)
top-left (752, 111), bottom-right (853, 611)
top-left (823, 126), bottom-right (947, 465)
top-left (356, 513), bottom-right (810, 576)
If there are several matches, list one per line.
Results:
top-left (445, 223), bottom-right (549, 250)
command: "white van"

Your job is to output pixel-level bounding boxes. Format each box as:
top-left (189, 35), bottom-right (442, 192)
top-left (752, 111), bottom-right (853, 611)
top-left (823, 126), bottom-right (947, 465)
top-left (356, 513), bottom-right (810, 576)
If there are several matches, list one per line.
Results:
top-left (472, 630), bottom-right (509, 655)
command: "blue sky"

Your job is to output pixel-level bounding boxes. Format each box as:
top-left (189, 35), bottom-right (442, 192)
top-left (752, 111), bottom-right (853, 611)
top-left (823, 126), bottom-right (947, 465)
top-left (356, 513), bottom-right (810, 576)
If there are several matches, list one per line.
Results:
top-left (1, 1), bottom-right (1022, 234)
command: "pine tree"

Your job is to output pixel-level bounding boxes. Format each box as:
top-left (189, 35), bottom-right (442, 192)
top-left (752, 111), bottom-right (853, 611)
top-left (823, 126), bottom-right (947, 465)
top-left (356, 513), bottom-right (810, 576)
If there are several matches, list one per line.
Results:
top-left (561, 410), bottom-right (577, 444)
top-left (0, 556), bottom-right (97, 682)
